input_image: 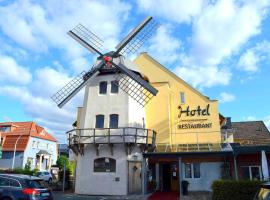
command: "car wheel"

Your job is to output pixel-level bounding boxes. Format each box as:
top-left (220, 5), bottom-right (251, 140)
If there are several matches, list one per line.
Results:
top-left (48, 178), bottom-right (52, 184)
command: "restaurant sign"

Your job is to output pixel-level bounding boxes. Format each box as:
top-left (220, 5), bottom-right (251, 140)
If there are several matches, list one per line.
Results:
top-left (177, 104), bottom-right (212, 129)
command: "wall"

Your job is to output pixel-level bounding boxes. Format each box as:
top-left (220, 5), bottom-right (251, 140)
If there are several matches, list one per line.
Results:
top-left (0, 151), bottom-right (24, 169)
top-left (75, 144), bottom-right (143, 195)
top-left (181, 162), bottom-right (222, 191)
top-left (134, 53), bottom-right (221, 145)
top-left (23, 137), bottom-right (58, 169)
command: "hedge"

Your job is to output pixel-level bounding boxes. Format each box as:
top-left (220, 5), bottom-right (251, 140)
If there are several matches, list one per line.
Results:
top-left (212, 180), bottom-right (262, 200)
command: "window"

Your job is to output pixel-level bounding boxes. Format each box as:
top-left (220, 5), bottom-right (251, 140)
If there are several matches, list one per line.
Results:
top-left (109, 114), bottom-right (119, 128)
top-left (0, 126), bottom-right (11, 132)
top-left (10, 179), bottom-right (21, 188)
top-left (32, 141), bottom-right (36, 148)
top-left (111, 81), bottom-right (119, 94)
top-left (0, 177), bottom-right (9, 187)
top-left (95, 115), bottom-right (105, 128)
top-left (99, 81), bottom-right (107, 94)
top-left (184, 163), bottom-right (200, 178)
top-left (180, 92), bottom-right (185, 104)
top-left (94, 157), bottom-right (116, 172)
top-left (241, 166), bottom-right (262, 180)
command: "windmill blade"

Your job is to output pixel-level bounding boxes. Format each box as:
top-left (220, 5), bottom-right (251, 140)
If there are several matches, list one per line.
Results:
top-left (51, 61), bottom-right (104, 108)
top-left (111, 60), bottom-right (158, 106)
top-left (68, 23), bottom-right (104, 56)
top-left (114, 16), bottom-right (159, 56)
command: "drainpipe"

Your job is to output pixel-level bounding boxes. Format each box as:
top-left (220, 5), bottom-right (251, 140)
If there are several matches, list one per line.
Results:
top-left (12, 134), bottom-right (23, 170)
top-left (233, 155), bottom-right (238, 180)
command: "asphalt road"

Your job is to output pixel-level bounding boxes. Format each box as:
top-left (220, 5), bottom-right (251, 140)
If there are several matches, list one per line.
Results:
top-left (53, 192), bottom-right (148, 200)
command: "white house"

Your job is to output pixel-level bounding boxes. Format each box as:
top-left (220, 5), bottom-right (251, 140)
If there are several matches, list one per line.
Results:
top-left (0, 121), bottom-right (58, 170)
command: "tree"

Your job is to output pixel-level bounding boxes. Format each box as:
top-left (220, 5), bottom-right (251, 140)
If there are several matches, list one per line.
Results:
top-left (56, 155), bottom-right (70, 171)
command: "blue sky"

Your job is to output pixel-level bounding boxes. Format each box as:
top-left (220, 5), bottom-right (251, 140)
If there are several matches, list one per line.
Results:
top-left (0, 0), bottom-right (270, 141)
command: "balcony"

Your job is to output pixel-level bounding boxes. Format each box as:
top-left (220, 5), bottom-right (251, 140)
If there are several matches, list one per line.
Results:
top-left (67, 127), bottom-right (156, 155)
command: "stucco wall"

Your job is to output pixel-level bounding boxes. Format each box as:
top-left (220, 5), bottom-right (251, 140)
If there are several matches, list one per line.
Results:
top-left (181, 162), bottom-right (222, 191)
top-left (0, 151), bottom-right (24, 169)
top-left (75, 144), bottom-right (143, 195)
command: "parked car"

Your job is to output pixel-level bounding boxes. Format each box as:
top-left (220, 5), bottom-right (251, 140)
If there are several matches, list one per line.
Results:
top-left (37, 171), bottom-right (53, 184)
top-left (254, 182), bottom-right (270, 200)
top-left (0, 174), bottom-right (53, 200)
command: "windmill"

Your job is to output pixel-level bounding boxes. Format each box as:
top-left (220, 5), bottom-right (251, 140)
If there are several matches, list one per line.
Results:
top-left (51, 16), bottom-right (159, 108)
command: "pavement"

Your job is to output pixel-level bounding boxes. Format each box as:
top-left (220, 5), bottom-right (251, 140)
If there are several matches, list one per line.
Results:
top-left (53, 192), bottom-right (149, 200)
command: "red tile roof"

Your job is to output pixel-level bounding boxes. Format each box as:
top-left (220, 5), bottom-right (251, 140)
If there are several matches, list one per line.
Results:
top-left (0, 121), bottom-right (57, 151)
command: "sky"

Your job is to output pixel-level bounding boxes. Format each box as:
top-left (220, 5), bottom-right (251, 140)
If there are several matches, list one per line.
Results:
top-left (0, 0), bottom-right (270, 142)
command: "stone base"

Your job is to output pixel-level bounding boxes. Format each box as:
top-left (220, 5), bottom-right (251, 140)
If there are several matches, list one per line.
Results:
top-left (182, 191), bottom-right (212, 200)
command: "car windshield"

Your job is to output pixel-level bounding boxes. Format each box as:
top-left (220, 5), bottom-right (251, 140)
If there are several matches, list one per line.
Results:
top-left (255, 188), bottom-right (270, 200)
top-left (26, 179), bottom-right (48, 189)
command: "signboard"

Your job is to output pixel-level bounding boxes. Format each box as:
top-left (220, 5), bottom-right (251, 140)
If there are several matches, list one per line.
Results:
top-left (177, 104), bottom-right (212, 129)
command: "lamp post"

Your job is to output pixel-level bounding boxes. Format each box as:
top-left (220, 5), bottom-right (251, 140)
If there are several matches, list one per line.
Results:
top-left (12, 134), bottom-right (23, 170)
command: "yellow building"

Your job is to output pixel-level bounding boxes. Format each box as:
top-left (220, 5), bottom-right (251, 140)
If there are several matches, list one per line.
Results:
top-left (134, 53), bottom-right (221, 146)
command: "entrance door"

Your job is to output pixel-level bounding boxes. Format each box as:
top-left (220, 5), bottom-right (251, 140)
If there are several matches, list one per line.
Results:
top-left (162, 164), bottom-right (171, 191)
top-left (128, 161), bottom-right (142, 194)
top-left (160, 163), bottom-right (179, 192)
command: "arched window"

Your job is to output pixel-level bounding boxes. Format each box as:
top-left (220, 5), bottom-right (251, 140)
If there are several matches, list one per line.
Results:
top-left (99, 81), bottom-right (107, 94)
top-left (94, 157), bottom-right (116, 172)
top-left (109, 114), bottom-right (119, 128)
top-left (95, 115), bottom-right (104, 128)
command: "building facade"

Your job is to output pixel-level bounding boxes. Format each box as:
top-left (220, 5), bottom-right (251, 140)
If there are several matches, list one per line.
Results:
top-left (0, 122), bottom-right (58, 170)
top-left (69, 53), bottom-right (270, 196)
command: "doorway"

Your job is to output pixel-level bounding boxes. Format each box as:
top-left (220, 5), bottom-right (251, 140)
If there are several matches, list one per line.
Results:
top-left (128, 161), bottom-right (142, 194)
top-left (160, 162), bottom-right (179, 192)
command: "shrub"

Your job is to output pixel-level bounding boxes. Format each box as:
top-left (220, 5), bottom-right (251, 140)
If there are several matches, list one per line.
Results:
top-left (212, 180), bottom-right (263, 200)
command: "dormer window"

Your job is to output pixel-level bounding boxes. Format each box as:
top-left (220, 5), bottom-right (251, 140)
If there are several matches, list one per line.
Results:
top-left (111, 81), bottom-right (119, 94)
top-left (0, 126), bottom-right (11, 132)
top-left (99, 81), bottom-right (107, 94)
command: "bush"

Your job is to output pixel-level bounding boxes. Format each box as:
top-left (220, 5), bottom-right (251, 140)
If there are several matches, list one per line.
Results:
top-left (0, 168), bottom-right (37, 176)
top-left (212, 180), bottom-right (263, 200)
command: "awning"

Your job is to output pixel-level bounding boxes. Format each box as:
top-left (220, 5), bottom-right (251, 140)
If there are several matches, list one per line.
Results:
top-left (36, 150), bottom-right (51, 156)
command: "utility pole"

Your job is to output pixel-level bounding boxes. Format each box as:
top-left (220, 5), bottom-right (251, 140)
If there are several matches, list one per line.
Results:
top-left (63, 161), bottom-right (66, 192)
top-left (12, 134), bottom-right (23, 169)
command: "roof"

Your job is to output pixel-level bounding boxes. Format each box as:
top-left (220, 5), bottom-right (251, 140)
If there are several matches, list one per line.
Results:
top-left (231, 121), bottom-right (270, 144)
top-left (0, 121), bottom-right (57, 151)
top-left (134, 53), bottom-right (218, 102)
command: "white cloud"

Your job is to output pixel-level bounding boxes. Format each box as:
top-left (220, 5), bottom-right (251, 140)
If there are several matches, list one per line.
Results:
top-left (264, 115), bottom-right (270, 131)
top-left (137, 0), bottom-right (205, 24)
top-left (237, 40), bottom-right (270, 73)
top-left (148, 25), bottom-right (181, 64)
top-left (0, 0), bottom-right (131, 72)
top-left (219, 92), bottom-right (236, 103)
top-left (0, 54), bottom-right (32, 84)
top-left (171, 0), bottom-right (270, 88)
top-left (175, 65), bottom-right (232, 88)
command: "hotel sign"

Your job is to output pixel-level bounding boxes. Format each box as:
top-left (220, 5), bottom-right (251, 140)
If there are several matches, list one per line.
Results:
top-left (177, 104), bottom-right (212, 129)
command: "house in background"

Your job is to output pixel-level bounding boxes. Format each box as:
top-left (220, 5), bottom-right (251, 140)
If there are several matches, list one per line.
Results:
top-left (0, 122), bottom-right (58, 170)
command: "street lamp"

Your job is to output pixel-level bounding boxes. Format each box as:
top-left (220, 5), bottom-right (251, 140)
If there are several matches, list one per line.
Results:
top-left (12, 134), bottom-right (23, 170)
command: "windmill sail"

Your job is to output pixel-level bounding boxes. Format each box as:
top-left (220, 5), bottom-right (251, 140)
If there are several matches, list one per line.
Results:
top-left (115, 16), bottom-right (159, 56)
top-left (111, 59), bottom-right (158, 106)
top-left (68, 24), bottom-right (103, 55)
top-left (51, 61), bottom-right (104, 108)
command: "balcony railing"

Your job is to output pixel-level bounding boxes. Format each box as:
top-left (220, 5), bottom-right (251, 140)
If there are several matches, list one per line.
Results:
top-left (67, 127), bottom-right (156, 147)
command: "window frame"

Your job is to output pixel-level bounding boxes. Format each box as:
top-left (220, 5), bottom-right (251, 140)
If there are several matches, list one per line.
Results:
top-left (241, 165), bottom-right (262, 180)
top-left (99, 81), bottom-right (107, 95)
top-left (184, 163), bottom-right (201, 179)
top-left (95, 115), bottom-right (105, 129)
top-left (109, 114), bottom-right (119, 128)
top-left (93, 157), bottom-right (116, 173)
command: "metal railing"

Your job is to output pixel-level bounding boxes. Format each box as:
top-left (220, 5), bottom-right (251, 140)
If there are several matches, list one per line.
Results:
top-left (66, 127), bottom-right (156, 147)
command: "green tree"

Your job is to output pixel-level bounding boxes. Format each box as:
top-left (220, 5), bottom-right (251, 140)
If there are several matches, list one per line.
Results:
top-left (56, 155), bottom-right (70, 171)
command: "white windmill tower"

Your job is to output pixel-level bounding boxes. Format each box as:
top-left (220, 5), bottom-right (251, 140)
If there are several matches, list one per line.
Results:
top-left (52, 17), bottom-right (159, 195)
